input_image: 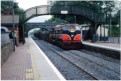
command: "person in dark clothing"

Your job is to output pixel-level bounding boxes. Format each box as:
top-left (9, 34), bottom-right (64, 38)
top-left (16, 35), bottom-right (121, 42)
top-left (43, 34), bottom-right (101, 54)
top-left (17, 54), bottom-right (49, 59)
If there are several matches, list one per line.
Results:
top-left (9, 31), bottom-right (13, 39)
top-left (9, 31), bottom-right (18, 46)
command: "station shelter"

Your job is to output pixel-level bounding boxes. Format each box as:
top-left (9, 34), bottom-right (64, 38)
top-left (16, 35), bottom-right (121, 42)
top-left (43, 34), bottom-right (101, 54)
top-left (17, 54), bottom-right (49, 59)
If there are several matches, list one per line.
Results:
top-left (81, 24), bottom-right (109, 41)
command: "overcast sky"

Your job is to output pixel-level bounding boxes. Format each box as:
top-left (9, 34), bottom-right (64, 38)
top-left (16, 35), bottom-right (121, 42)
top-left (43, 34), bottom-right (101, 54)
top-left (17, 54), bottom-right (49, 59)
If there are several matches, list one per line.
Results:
top-left (16, 0), bottom-right (52, 23)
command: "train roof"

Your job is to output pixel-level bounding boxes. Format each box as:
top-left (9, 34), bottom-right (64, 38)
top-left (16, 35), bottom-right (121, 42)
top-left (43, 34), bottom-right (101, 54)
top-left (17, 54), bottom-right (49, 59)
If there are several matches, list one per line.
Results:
top-left (55, 24), bottom-right (79, 27)
top-left (55, 25), bottom-right (63, 27)
top-left (52, 24), bottom-right (81, 29)
top-left (60, 23), bottom-right (79, 25)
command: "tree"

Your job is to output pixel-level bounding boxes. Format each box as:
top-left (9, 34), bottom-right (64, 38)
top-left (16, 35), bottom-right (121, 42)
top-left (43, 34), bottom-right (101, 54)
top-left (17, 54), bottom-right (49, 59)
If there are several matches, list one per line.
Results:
top-left (1, 1), bottom-right (24, 15)
top-left (111, 11), bottom-right (120, 25)
top-left (46, 1), bottom-right (116, 24)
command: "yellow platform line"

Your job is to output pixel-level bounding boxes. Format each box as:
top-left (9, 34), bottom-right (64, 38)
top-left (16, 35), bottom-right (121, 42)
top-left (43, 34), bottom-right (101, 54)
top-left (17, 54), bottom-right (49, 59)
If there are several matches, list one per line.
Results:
top-left (30, 38), bottom-right (66, 80)
top-left (28, 43), bottom-right (40, 80)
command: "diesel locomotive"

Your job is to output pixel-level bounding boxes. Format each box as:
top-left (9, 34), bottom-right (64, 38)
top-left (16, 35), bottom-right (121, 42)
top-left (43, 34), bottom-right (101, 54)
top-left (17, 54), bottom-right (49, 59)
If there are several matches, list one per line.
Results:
top-left (49, 24), bottom-right (82, 48)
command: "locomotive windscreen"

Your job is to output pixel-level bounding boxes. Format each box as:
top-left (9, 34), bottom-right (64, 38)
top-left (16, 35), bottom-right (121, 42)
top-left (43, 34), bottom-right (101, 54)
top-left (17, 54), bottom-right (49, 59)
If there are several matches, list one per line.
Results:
top-left (63, 25), bottom-right (68, 30)
top-left (76, 25), bottom-right (81, 30)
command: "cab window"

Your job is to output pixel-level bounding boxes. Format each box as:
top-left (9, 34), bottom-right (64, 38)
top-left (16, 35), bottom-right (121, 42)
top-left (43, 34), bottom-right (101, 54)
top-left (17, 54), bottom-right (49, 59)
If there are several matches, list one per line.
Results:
top-left (76, 26), bottom-right (81, 30)
top-left (63, 26), bottom-right (68, 30)
top-left (70, 25), bottom-right (75, 30)
top-left (70, 25), bottom-right (75, 32)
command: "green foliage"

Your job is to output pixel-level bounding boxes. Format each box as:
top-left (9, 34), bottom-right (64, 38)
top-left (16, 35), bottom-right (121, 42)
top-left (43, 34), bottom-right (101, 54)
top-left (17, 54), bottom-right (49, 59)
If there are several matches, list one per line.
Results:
top-left (51, 1), bottom-right (103, 13)
top-left (47, 1), bottom-right (117, 25)
top-left (111, 11), bottom-right (120, 25)
top-left (29, 28), bottom-right (40, 35)
top-left (14, 8), bottom-right (24, 14)
top-left (1, 1), bottom-right (11, 10)
top-left (1, 1), bottom-right (24, 15)
top-left (111, 27), bottom-right (120, 36)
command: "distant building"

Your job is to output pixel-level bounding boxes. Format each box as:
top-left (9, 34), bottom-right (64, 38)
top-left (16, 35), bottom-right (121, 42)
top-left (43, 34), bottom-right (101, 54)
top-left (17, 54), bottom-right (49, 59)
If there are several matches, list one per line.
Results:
top-left (96, 25), bottom-right (108, 37)
top-left (96, 25), bottom-right (109, 41)
top-left (80, 24), bottom-right (109, 41)
top-left (1, 7), bottom-right (19, 31)
top-left (1, 15), bottom-right (19, 30)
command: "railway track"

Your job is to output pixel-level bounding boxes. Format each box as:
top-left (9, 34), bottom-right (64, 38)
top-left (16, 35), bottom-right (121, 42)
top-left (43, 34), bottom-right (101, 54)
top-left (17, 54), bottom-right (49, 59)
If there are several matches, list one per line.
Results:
top-left (49, 48), bottom-right (98, 80)
top-left (34, 39), bottom-right (120, 80)
top-left (40, 41), bottom-right (98, 80)
top-left (68, 50), bottom-right (120, 74)
top-left (78, 49), bottom-right (120, 64)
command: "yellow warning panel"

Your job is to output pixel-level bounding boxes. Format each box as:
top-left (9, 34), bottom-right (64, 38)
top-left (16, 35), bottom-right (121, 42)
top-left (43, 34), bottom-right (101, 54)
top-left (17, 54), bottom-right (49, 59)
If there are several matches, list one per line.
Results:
top-left (26, 73), bottom-right (33, 79)
top-left (26, 69), bottom-right (33, 73)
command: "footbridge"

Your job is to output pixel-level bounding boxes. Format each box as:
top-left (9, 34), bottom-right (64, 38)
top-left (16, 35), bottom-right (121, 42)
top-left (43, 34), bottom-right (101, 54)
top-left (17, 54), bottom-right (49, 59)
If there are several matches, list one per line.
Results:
top-left (19, 5), bottom-right (104, 42)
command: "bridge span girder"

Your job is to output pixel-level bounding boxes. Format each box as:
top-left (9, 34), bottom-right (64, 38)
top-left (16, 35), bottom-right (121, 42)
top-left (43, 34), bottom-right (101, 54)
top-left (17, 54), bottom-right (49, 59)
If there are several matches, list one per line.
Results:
top-left (24, 5), bottom-right (104, 23)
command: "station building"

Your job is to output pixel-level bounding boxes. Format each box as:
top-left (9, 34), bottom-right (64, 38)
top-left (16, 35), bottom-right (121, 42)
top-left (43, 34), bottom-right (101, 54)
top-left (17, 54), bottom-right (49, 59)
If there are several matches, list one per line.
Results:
top-left (1, 8), bottom-right (19, 44)
top-left (80, 24), bottom-right (109, 41)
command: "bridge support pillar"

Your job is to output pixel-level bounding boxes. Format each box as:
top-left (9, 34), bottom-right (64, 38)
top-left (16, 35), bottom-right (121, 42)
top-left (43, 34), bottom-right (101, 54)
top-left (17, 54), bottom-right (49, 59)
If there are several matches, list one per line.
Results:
top-left (19, 24), bottom-right (25, 44)
top-left (84, 23), bottom-right (101, 41)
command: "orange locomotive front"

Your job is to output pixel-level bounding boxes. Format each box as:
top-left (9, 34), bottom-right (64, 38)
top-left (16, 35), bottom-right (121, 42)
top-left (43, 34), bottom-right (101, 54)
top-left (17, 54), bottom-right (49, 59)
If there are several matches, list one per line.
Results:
top-left (49, 24), bottom-right (82, 48)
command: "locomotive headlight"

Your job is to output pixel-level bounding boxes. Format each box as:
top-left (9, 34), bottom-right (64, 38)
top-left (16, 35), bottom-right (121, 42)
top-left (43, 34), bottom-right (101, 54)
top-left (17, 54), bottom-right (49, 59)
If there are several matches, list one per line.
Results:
top-left (71, 35), bottom-right (74, 37)
top-left (70, 30), bottom-right (74, 32)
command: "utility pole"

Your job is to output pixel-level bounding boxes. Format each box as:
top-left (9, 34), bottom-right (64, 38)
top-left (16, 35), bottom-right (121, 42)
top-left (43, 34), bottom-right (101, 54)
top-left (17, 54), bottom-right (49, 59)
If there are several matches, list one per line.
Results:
top-left (109, 11), bottom-right (112, 42)
top-left (118, 10), bottom-right (120, 43)
top-left (119, 10), bottom-right (121, 43)
top-left (104, 13), bottom-right (106, 42)
top-left (12, 0), bottom-right (15, 51)
top-left (75, 15), bottom-right (76, 24)
top-left (119, 2), bottom-right (121, 28)
top-left (116, 3), bottom-right (121, 43)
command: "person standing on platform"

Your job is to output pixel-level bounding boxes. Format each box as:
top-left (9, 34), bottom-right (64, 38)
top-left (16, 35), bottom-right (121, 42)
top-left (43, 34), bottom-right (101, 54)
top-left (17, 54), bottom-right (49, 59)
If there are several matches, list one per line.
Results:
top-left (9, 31), bottom-right (18, 46)
top-left (9, 31), bottom-right (13, 39)
top-left (14, 31), bottom-right (18, 47)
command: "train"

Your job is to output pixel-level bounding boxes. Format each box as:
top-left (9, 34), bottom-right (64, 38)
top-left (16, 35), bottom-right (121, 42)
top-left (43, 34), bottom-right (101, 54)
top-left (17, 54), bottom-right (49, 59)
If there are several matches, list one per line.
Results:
top-left (34, 24), bottom-right (82, 49)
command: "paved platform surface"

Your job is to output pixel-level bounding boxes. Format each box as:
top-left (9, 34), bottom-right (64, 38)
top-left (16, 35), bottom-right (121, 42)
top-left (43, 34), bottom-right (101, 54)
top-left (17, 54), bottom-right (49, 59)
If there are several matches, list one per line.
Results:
top-left (82, 41), bottom-right (120, 51)
top-left (1, 37), bottom-right (65, 80)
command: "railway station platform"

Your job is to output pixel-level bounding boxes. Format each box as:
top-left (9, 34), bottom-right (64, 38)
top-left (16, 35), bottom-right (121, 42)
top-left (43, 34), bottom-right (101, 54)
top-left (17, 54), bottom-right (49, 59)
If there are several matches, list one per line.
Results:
top-left (82, 41), bottom-right (120, 51)
top-left (82, 40), bottom-right (120, 60)
top-left (1, 37), bottom-right (65, 80)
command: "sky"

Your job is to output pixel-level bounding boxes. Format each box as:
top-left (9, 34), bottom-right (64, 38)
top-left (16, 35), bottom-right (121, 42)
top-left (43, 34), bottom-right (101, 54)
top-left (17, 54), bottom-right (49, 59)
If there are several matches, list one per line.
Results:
top-left (16, 0), bottom-right (48, 10)
top-left (16, 0), bottom-right (52, 23)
